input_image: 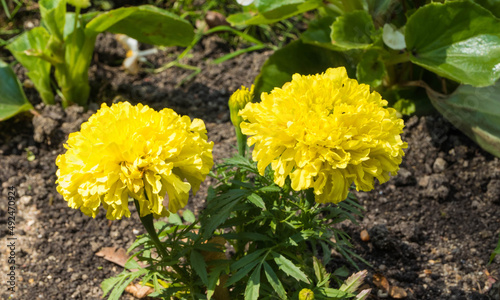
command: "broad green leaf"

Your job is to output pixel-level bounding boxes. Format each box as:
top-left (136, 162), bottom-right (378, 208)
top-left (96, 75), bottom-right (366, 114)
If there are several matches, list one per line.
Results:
top-left (244, 265), bottom-right (262, 300)
top-left (331, 10), bottom-right (378, 50)
top-left (302, 16), bottom-right (345, 51)
top-left (475, 0), bottom-right (500, 18)
top-left (405, 1), bottom-right (500, 87)
top-left (6, 27), bottom-right (54, 105)
top-left (272, 251), bottom-right (309, 283)
top-left (86, 5), bottom-right (194, 47)
top-left (263, 262), bottom-right (287, 299)
top-left (64, 12), bottom-right (100, 39)
top-left (242, 0), bottom-right (322, 25)
top-left (254, 39), bottom-right (353, 99)
top-left (312, 257), bottom-right (330, 286)
top-left (356, 49), bottom-right (386, 87)
top-left (0, 59), bottom-right (34, 121)
top-left (190, 250), bottom-right (209, 286)
top-left (39, 0), bottom-right (66, 41)
top-left (428, 80), bottom-right (500, 158)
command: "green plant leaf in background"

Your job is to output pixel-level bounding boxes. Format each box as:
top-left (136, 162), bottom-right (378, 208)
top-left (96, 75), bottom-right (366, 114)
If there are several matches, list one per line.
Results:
top-left (0, 59), bottom-right (34, 121)
top-left (6, 27), bottom-right (54, 105)
top-left (253, 39), bottom-right (353, 99)
top-left (429, 80), bottom-right (500, 158)
top-left (239, 0), bottom-right (322, 25)
top-left (301, 16), bottom-right (343, 51)
top-left (475, 0), bottom-right (500, 18)
top-left (405, 1), bottom-right (500, 87)
top-left (86, 5), bottom-right (194, 47)
top-left (356, 49), bottom-right (386, 88)
top-left (39, 0), bottom-right (66, 41)
top-left (330, 10), bottom-right (378, 50)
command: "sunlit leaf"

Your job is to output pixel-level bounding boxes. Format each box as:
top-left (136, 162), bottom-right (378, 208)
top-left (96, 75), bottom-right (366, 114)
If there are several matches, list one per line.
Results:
top-left (0, 59), bottom-right (33, 121)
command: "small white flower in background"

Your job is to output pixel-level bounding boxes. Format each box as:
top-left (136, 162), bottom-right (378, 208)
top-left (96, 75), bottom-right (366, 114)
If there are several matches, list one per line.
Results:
top-left (237, 0), bottom-right (255, 6)
top-left (115, 34), bottom-right (158, 75)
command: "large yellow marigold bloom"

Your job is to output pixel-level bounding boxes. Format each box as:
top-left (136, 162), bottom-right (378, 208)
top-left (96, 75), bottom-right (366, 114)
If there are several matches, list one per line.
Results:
top-left (56, 102), bottom-right (214, 220)
top-left (239, 67), bottom-right (407, 204)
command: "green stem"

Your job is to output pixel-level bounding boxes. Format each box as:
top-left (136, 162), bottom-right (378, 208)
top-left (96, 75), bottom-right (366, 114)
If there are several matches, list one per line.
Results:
top-left (134, 199), bottom-right (169, 259)
top-left (384, 52), bottom-right (410, 66)
top-left (235, 126), bottom-right (246, 157)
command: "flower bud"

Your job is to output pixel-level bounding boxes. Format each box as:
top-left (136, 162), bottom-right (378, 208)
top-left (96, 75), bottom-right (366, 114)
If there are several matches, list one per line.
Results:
top-left (299, 288), bottom-right (314, 300)
top-left (228, 85), bottom-right (254, 129)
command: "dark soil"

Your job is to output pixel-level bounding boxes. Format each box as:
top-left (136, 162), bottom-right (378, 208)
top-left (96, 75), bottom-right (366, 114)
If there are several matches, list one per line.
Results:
top-left (1, 18), bottom-right (500, 300)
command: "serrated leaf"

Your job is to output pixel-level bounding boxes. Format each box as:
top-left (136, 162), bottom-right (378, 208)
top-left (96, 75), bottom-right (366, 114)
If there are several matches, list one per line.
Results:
top-left (226, 259), bottom-right (261, 286)
top-left (86, 5), bottom-right (194, 47)
top-left (190, 250), bottom-right (209, 286)
top-left (0, 59), bottom-right (33, 121)
top-left (331, 10), bottom-right (378, 50)
top-left (254, 39), bottom-right (353, 99)
top-left (247, 193), bottom-right (266, 209)
top-left (272, 252), bottom-right (309, 283)
top-left (263, 262), bottom-right (287, 299)
top-left (244, 264), bottom-right (262, 300)
top-left (313, 257), bottom-right (330, 286)
top-left (340, 270), bottom-right (367, 293)
top-left (429, 81), bottom-right (500, 158)
top-left (405, 1), bottom-right (500, 87)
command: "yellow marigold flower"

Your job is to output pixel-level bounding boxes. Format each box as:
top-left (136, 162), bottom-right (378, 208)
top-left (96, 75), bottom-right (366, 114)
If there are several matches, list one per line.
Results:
top-left (239, 67), bottom-right (407, 203)
top-left (228, 85), bottom-right (254, 129)
top-left (56, 102), bottom-right (214, 220)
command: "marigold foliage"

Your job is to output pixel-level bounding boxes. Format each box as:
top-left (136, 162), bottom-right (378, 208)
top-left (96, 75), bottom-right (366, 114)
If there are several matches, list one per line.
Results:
top-left (240, 67), bottom-right (407, 203)
top-left (56, 102), bottom-right (214, 220)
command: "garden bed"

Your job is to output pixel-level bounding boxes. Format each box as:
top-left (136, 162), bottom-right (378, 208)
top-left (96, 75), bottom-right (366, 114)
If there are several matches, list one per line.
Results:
top-left (1, 27), bottom-right (499, 300)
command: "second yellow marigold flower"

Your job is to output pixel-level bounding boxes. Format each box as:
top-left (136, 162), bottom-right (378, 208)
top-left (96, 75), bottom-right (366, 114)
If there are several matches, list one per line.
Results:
top-left (239, 67), bottom-right (407, 203)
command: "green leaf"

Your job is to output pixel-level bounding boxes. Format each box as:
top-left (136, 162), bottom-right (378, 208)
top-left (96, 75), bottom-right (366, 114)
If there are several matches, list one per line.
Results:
top-left (39, 0), bottom-right (66, 41)
top-left (263, 262), bottom-right (287, 300)
top-left (302, 16), bottom-right (343, 51)
top-left (242, 0), bottom-right (322, 25)
top-left (232, 249), bottom-right (267, 271)
top-left (405, 1), bottom-right (500, 87)
top-left (331, 10), bottom-right (378, 50)
top-left (167, 213), bottom-right (183, 225)
top-left (86, 5), bottom-right (194, 47)
top-left (247, 193), bottom-right (266, 209)
top-left (313, 257), bottom-right (330, 286)
top-left (244, 264), bottom-right (262, 300)
top-left (392, 99), bottom-right (416, 116)
top-left (226, 12), bottom-right (254, 26)
top-left (272, 251), bottom-right (309, 283)
top-left (182, 209), bottom-right (196, 223)
top-left (356, 49), bottom-right (386, 87)
top-left (254, 39), bottom-right (353, 99)
top-left (428, 81), bottom-right (500, 158)
top-left (0, 59), bottom-right (34, 121)
top-left (475, 0), bottom-right (500, 18)
top-left (190, 250), bottom-right (209, 286)
top-left (226, 259), bottom-right (261, 286)
top-left (6, 27), bottom-right (54, 105)
top-left (490, 233), bottom-right (500, 263)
